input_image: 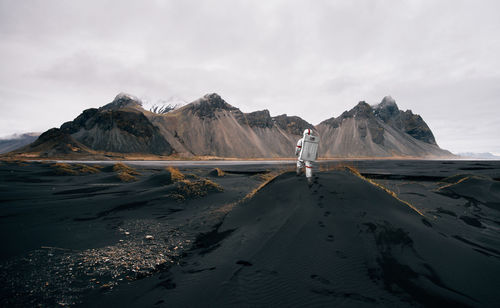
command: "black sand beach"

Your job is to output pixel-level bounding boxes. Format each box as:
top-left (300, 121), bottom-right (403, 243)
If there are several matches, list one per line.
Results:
top-left (1, 160), bottom-right (499, 307)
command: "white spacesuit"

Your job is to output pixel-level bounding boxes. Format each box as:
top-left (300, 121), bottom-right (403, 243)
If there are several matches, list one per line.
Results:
top-left (295, 128), bottom-right (319, 183)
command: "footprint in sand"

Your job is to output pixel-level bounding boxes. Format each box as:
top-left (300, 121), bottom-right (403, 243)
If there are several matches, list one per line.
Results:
top-left (310, 274), bottom-right (331, 285)
top-left (324, 211), bottom-right (330, 217)
top-left (318, 221), bottom-right (325, 228)
top-left (326, 235), bottom-right (334, 242)
top-left (336, 250), bottom-right (347, 259)
top-left (236, 260), bottom-right (253, 266)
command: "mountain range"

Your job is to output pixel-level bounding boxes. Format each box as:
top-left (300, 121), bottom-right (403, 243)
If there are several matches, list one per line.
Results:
top-left (7, 93), bottom-right (452, 159)
top-left (0, 133), bottom-right (40, 154)
top-left (457, 152), bottom-right (500, 160)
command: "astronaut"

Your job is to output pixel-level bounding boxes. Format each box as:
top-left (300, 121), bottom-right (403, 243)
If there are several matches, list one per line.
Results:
top-left (295, 128), bottom-right (320, 184)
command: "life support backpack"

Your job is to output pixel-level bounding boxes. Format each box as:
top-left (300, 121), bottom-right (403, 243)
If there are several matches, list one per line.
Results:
top-left (299, 129), bottom-right (319, 161)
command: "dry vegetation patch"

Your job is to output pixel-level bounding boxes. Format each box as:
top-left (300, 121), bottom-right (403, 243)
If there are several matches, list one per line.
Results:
top-left (170, 178), bottom-right (223, 201)
top-left (113, 163), bottom-right (140, 182)
top-left (116, 172), bottom-right (137, 182)
top-left (256, 171), bottom-right (272, 182)
top-left (209, 168), bottom-right (225, 177)
top-left (74, 164), bottom-right (101, 174)
top-left (13, 159), bottom-right (29, 166)
top-left (52, 163), bottom-right (78, 175)
top-left (51, 163), bottom-right (101, 175)
top-left (164, 167), bottom-right (224, 200)
top-left (112, 163), bottom-right (139, 175)
top-left (166, 166), bottom-right (185, 181)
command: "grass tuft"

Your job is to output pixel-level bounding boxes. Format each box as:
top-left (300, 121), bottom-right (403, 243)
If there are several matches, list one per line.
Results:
top-left (117, 172), bottom-right (138, 182)
top-left (112, 163), bottom-right (139, 182)
top-left (51, 163), bottom-right (102, 175)
top-left (166, 166), bottom-right (185, 182)
top-left (170, 178), bottom-right (223, 201)
top-left (209, 168), bottom-right (225, 177)
top-left (52, 163), bottom-right (79, 175)
top-left (256, 170), bottom-right (277, 182)
top-left (74, 164), bottom-right (101, 174)
top-left (113, 163), bottom-right (139, 175)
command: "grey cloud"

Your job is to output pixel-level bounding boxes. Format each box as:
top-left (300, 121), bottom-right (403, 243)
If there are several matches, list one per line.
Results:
top-left (0, 0), bottom-right (499, 154)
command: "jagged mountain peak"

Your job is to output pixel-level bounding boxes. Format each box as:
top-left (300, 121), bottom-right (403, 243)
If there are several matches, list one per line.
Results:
top-left (324, 101), bottom-right (374, 123)
top-left (242, 109), bottom-right (273, 128)
top-left (272, 114), bottom-right (315, 135)
top-left (374, 96), bottom-right (399, 121)
top-left (248, 109), bottom-right (271, 117)
top-left (351, 101), bottom-right (373, 117)
top-left (101, 93), bottom-right (143, 111)
top-left (115, 92), bottom-right (139, 101)
top-left (379, 96), bottom-right (398, 108)
top-left (183, 93), bottom-right (240, 118)
top-left (193, 93), bottom-right (226, 106)
top-left (371, 96), bottom-right (437, 145)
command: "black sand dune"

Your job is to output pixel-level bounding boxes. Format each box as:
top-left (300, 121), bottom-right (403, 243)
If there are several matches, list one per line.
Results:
top-left (1, 160), bottom-right (500, 307)
top-left (87, 168), bottom-right (499, 307)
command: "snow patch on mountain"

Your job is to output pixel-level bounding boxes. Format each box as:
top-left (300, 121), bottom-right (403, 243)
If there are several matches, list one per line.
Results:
top-left (144, 96), bottom-right (188, 114)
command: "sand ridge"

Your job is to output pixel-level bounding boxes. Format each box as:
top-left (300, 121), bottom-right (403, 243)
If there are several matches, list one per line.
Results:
top-left (86, 165), bottom-right (499, 307)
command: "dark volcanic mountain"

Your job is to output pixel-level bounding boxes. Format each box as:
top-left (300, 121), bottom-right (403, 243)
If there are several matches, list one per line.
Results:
top-left (374, 96), bottom-right (436, 145)
top-left (10, 93), bottom-right (452, 158)
top-left (316, 97), bottom-right (449, 157)
top-left (149, 93), bottom-right (315, 157)
top-left (20, 128), bottom-right (93, 157)
top-left (57, 94), bottom-right (173, 155)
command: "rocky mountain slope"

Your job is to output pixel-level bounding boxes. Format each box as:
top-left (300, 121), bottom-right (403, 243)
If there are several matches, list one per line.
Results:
top-left (373, 96), bottom-right (436, 145)
top-left (316, 96), bottom-right (449, 157)
top-left (57, 93), bottom-right (173, 155)
top-left (9, 93), bottom-right (452, 158)
top-left (20, 128), bottom-right (93, 157)
top-left (149, 93), bottom-right (315, 157)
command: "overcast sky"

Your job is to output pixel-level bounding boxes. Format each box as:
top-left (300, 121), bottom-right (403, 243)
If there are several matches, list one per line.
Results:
top-left (1, 0), bottom-right (499, 154)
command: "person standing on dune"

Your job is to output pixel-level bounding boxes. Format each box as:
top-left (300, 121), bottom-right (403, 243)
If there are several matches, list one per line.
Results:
top-left (295, 128), bottom-right (320, 184)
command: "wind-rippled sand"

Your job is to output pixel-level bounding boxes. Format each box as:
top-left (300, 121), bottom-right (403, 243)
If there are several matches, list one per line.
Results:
top-left (1, 160), bottom-right (499, 307)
